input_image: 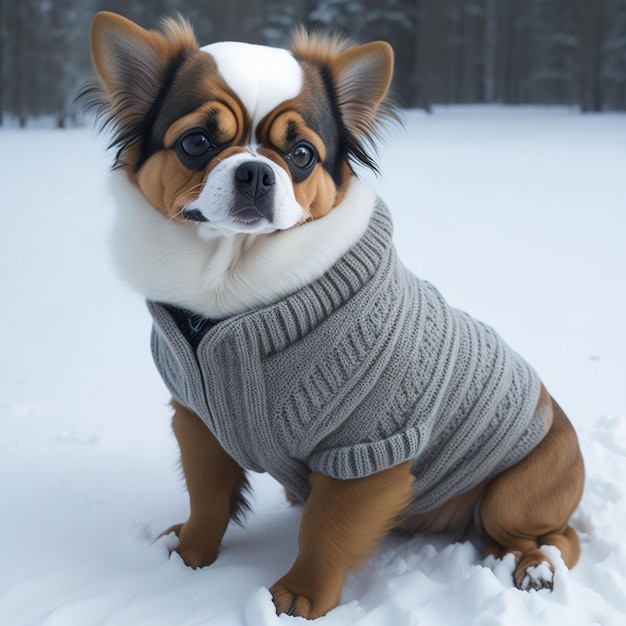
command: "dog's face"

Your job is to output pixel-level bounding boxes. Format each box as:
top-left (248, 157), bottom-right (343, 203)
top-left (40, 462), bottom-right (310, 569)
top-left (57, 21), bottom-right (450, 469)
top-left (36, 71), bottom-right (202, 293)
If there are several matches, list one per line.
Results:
top-left (89, 12), bottom-right (395, 238)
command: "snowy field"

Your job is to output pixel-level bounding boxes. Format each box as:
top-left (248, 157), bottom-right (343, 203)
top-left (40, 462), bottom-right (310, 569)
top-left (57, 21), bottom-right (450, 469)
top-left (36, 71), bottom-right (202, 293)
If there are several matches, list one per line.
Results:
top-left (1, 107), bottom-right (625, 625)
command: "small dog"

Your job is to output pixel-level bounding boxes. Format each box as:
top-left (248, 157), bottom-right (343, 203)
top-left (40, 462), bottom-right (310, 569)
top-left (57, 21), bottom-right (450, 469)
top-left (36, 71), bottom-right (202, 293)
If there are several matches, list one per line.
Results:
top-left (87, 12), bottom-right (584, 619)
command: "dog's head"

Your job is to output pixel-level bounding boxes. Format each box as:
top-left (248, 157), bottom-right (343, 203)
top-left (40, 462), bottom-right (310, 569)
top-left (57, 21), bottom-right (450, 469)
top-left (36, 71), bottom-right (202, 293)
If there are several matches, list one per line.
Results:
top-left (88, 12), bottom-right (395, 238)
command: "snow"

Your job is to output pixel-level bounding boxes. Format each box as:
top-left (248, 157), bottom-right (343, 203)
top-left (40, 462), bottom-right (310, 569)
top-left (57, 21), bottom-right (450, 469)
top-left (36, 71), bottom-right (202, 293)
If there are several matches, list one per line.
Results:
top-left (1, 106), bottom-right (625, 625)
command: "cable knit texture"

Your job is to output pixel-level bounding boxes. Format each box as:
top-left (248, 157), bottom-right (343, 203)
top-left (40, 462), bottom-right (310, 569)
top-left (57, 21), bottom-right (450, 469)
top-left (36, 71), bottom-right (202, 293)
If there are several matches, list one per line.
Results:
top-left (148, 198), bottom-right (546, 514)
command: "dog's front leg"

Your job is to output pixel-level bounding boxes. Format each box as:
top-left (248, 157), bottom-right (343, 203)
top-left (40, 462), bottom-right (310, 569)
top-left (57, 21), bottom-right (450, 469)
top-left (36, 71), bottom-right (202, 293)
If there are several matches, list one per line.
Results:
top-left (270, 460), bottom-right (414, 619)
top-left (162, 400), bottom-right (248, 569)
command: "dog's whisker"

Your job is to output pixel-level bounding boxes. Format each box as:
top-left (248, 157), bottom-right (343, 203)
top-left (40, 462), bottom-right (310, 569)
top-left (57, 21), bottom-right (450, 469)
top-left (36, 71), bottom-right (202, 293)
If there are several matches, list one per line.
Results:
top-left (161, 206), bottom-right (186, 228)
top-left (158, 183), bottom-right (208, 228)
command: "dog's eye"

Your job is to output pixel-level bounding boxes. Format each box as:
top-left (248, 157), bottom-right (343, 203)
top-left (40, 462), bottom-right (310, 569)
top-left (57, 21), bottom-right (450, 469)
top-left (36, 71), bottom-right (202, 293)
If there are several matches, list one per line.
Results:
top-left (289, 142), bottom-right (317, 171)
top-left (179, 130), bottom-right (215, 158)
top-left (181, 131), bottom-right (212, 157)
top-left (176, 129), bottom-right (217, 170)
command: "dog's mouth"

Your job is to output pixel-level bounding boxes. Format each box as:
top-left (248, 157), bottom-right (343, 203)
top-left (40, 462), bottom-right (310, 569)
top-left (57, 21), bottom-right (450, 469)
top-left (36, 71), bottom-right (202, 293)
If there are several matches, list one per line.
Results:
top-left (181, 206), bottom-right (268, 228)
top-left (232, 206), bottom-right (267, 225)
top-left (182, 201), bottom-right (282, 239)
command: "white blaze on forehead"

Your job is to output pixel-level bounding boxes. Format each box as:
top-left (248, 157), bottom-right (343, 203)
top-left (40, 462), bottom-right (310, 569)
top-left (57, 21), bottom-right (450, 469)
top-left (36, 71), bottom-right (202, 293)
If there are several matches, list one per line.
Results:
top-left (200, 41), bottom-right (302, 130)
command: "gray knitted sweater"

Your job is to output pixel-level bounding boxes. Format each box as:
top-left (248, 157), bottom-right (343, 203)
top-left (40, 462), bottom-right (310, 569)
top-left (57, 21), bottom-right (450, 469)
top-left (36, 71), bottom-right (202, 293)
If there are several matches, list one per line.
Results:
top-left (149, 198), bottom-right (547, 514)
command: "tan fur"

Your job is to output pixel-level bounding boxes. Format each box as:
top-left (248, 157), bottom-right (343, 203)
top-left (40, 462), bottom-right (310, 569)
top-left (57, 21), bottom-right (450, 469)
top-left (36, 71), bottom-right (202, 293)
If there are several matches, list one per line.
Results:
top-left (163, 103), bottom-right (245, 149)
top-left (137, 145), bottom-right (250, 219)
top-left (289, 28), bottom-right (357, 66)
top-left (135, 153), bottom-right (203, 219)
top-left (400, 482), bottom-right (486, 537)
top-left (161, 401), bottom-right (247, 568)
top-left (269, 461), bottom-right (414, 619)
top-left (480, 397), bottom-right (584, 588)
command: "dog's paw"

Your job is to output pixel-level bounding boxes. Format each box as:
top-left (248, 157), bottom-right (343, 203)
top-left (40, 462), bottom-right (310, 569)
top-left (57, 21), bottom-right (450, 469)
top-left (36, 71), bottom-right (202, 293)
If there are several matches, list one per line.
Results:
top-left (160, 522), bottom-right (219, 569)
top-left (514, 550), bottom-right (555, 591)
top-left (519, 563), bottom-right (554, 591)
top-left (269, 582), bottom-right (338, 619)
top-left (270, 585), bottom-right (314, 618)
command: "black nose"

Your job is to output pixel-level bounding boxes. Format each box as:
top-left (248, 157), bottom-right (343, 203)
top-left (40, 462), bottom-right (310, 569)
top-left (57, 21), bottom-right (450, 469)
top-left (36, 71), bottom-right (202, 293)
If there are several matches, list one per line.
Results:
top-left (235, 161), bottom-right (276, 198)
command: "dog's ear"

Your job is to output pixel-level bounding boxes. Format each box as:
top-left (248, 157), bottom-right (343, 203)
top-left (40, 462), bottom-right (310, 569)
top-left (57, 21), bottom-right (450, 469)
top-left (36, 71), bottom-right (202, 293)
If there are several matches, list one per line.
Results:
top-left (290, 31), bottom-right (396, 174)
top-left (330, 42), bottom-right (394, 144)
top-left (90, 11), bottom-right (197, 120)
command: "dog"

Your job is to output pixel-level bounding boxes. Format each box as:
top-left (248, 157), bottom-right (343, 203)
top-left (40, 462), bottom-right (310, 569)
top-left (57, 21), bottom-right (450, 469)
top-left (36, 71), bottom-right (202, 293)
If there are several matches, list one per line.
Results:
top-left (87, 11), bottom-right (584, 619)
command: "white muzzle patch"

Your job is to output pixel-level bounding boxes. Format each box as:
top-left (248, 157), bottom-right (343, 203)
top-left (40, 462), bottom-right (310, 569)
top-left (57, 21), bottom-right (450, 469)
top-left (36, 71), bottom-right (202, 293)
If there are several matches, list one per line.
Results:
top-left (184, 152), bottom-right (306, 238)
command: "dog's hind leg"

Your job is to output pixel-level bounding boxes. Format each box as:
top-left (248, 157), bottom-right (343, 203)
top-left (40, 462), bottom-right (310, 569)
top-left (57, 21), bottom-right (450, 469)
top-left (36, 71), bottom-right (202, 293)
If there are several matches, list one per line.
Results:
top-left (480, 395), bottom-right (584, 590)
top-left (270, 460), bottom-right (414, 619)
top-left (161, 400), bottom-right (248, 568)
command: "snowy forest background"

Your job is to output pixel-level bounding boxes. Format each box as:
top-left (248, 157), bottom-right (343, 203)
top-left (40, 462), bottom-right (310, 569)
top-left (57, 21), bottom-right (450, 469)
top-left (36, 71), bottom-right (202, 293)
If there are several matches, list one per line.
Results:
top-left (1, 0), bottom-right (626, 127)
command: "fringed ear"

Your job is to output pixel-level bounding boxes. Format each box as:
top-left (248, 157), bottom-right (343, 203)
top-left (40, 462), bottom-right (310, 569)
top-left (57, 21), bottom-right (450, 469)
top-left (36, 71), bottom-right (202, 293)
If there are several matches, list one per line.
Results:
top-left (86, 12), bottom-right (197, 169)
top-left (290, 30), bottom-right (397, 175)
top-left (90, 11), bottom-right (197, 120)
top-left (331, 42), bottom-right (394, 145)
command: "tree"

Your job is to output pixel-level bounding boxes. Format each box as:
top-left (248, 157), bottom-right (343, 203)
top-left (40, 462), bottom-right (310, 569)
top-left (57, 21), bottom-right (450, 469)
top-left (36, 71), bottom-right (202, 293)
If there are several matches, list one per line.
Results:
top-left (1, 0), bottom-right (625, 125)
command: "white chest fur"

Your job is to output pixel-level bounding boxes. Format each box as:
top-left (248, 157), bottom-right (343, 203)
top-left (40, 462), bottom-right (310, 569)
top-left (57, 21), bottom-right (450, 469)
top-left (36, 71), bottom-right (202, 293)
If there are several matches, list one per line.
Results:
top-left (108, 172), bottom-right (377, 318)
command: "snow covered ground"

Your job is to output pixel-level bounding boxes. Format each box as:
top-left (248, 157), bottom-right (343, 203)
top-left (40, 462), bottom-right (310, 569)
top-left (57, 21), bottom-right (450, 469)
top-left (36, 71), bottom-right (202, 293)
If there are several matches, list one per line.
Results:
top-left (1, 107), bottom-right (625, 625)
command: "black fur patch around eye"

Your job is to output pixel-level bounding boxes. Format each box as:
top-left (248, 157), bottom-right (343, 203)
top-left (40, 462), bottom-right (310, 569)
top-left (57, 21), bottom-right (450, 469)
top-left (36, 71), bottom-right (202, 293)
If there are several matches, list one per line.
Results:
top-left (307, 84), bottom-right (343, 186)
top-left (140, 57), bottom-right (219, 169)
